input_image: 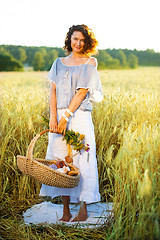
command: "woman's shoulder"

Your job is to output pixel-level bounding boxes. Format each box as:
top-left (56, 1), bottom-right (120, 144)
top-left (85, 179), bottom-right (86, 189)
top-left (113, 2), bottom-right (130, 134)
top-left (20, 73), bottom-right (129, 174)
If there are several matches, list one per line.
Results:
top-left (87, 57), bottom-right (97, 68)
top-left (57, 56), bottom-right (97, 68)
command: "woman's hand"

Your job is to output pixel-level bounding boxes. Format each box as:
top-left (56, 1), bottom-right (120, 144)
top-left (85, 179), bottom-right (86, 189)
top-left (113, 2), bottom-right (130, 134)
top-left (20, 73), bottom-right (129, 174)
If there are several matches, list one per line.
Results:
top-left (57, 117), bottom-right (68, 135)
top-left (49, 117), bottom-right (58, 133)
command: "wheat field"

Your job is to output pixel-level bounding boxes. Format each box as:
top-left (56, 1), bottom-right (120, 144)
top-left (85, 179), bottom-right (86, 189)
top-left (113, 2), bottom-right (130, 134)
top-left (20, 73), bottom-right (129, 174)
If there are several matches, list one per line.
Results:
top-left (0, 67), bottom-right (160, 239)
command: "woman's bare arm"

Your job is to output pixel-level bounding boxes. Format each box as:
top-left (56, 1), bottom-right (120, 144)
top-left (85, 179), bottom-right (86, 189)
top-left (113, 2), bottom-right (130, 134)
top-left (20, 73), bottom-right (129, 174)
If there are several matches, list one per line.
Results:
top-left (49, 82), bottom-right (58, 132)
top-left (68, 88), bottom-right (88, 113)
top-left (57, 88), bottom-right (88, 134)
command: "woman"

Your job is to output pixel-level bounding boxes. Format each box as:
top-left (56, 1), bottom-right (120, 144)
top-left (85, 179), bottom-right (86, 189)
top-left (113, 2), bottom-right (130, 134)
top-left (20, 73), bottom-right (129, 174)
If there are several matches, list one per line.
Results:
top-left (40, 24), bottom-right (103, 222)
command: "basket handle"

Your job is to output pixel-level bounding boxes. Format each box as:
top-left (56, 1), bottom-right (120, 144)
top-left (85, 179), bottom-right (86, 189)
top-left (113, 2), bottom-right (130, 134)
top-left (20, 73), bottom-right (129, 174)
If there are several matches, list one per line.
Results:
top-left (26, 129), bottom-right (60, 160)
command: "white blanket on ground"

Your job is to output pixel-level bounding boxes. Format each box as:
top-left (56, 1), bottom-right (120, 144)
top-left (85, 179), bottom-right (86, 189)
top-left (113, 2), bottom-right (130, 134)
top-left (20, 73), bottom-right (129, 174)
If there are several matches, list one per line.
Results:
top-left (23, 202), bottom-right (113, 228)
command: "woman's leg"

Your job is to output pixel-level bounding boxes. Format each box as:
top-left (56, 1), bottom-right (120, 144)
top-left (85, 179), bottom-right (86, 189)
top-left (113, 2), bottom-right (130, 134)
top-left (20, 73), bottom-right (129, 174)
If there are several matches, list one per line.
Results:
top-left (71, 201), bottom-right (88, 222)
top-left (60, 196), bottom-right (72, 222)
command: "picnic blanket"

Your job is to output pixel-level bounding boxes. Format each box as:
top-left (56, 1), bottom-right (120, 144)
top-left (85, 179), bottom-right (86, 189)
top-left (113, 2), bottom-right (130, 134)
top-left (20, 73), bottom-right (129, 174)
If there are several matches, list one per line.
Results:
top-left (23, 201), bottom-right (113, 228)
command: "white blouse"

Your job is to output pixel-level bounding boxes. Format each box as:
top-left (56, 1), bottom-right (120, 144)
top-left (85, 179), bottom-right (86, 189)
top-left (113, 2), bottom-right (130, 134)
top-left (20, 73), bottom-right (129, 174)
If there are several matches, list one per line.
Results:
top-left (47, 58), bottom-right (103, 111)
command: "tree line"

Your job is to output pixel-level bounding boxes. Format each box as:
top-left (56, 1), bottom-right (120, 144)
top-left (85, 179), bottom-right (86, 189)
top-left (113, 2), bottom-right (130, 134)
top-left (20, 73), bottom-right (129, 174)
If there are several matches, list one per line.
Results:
top-left (0, 44), bottom-right (160, 71)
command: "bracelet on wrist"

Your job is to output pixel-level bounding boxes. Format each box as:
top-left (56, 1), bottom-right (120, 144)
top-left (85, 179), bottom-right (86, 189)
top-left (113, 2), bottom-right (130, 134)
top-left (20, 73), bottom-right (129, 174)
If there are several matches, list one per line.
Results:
top-left (66, 108), bottom-right (73, 116)
top-left (62, 113), bottom-right (69, 122)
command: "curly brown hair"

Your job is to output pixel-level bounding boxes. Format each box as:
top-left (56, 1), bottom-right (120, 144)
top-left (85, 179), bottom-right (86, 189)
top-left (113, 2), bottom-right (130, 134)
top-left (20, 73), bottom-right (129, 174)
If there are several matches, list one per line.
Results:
top-left (63, 24), bottom-right (98, 56)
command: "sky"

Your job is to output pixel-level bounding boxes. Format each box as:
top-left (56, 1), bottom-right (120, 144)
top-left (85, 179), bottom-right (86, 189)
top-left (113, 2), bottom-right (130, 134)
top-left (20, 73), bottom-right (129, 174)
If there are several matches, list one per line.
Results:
top-left (0, 0), bottom-right (160, 52)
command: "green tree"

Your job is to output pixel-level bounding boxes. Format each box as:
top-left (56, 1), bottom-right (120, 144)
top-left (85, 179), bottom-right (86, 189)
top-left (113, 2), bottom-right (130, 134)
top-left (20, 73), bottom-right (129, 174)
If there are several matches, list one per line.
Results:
top-left (96, 50), bottom-right (120, 69)
top-left (33, 51), bottom-right (45, 71)
top-left (115, 50), bottom-right (127, 67)
top-left (0, 53), bottom-right (23, 71)
top-left (0, 47), bottom-right (9, 55)
top-left (39, 48), bottom-right (47, 57)
top-left (17, 47), bottom-right (27, 63)
top-left (45, 49), bottom-right (58, 70)
top-left (128, 54), bottom-right (138, 68)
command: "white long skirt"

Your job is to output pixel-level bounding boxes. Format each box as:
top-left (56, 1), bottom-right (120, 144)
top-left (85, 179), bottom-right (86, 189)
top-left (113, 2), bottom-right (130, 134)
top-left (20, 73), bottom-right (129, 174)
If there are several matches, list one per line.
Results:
top-left (39, 109), bottom-right (101, 204)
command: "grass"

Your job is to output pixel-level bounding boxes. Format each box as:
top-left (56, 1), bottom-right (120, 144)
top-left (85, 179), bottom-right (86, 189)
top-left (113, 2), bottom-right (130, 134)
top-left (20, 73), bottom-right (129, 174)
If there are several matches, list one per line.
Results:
top-left (0, 67), bottom-right (160, 239)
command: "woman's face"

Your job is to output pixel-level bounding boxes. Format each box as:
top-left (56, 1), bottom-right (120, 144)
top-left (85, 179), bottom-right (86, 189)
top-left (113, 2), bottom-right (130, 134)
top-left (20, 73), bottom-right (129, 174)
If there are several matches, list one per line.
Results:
top-left (71, 31), bottom-right (85, 54)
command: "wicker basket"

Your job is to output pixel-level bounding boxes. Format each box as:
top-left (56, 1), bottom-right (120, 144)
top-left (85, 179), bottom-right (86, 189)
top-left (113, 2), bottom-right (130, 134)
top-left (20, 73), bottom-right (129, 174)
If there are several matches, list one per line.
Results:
top-left (17, 129), bottom-right (80, 188)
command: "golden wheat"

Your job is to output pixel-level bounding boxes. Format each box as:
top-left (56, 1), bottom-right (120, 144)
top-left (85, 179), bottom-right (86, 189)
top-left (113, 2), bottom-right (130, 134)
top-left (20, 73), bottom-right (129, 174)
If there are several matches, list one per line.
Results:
top-left (0, 67), bottom-right (160, 239)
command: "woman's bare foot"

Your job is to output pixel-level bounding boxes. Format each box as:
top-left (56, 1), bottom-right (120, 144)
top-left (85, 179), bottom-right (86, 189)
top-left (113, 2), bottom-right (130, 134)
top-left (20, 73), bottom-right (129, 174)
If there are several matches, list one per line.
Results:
top-left (60, 196), bottom-right (72, 222)
top-left (60, 212), bottom-right (72, 222)
top-left (71, 212), bottom-right (88, 222)
top-left (71, 201), bottom-right (88, 222)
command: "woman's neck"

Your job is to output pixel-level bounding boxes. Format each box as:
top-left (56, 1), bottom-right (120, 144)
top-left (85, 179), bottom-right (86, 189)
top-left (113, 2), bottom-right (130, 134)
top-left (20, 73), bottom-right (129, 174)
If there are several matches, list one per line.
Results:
top-left (62, 52), bottom-right (90, 66)
top-left (70, 52), bottom-right (88, 59)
